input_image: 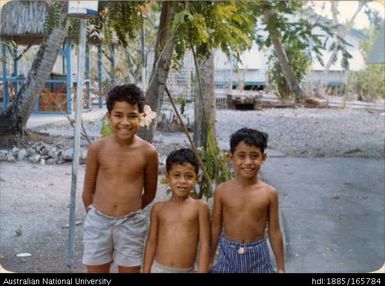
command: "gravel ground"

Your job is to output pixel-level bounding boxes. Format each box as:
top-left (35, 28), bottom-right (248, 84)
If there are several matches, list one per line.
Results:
top-left (215, 108), bottom-right (385, 158)
top-left (32, 105), bottom-right (385, 159)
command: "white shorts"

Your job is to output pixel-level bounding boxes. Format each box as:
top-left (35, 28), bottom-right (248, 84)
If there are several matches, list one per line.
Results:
top-left (150, 260), bottom-right (194, 273)
top-left (82, 206), bottom-right (147, 267)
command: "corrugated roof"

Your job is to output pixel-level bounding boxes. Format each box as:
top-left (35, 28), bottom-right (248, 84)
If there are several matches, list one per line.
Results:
top-left (349, 28), bottom-right (369, 40)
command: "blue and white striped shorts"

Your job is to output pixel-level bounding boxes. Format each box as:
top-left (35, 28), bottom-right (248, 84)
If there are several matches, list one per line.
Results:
top-left (211, 234), bottom-right (274, 273)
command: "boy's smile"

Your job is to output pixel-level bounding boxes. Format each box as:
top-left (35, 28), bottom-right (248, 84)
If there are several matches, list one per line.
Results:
top-left (230, 141), bottom-right (266, 179)
top-left (108, 101), bottom-right (141, 141)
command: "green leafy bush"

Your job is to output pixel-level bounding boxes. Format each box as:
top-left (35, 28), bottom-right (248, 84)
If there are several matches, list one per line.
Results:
top-left (348, 64), bottom-right (385, 102)
top-left (100, 114), bottom-right (112, 137)
top-left (268, 43), bottom-right (310, 101)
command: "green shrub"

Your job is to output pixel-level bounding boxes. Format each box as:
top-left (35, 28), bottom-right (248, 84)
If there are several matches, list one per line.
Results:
top-left (348, 64), bottom-right (385, 101)
top-left (268, 42), bottom-right (310, 102)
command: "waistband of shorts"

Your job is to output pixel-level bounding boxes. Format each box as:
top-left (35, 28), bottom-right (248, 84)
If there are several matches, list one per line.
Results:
top-left (90, 205), bottom-right (142, 219)
top-left (221, 233), bottom-right (266, 247)
top-left (153, 260), bottom-right (194, 273)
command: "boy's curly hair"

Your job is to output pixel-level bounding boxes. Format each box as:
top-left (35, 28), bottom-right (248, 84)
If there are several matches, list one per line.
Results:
top-left (166, 148), bottom-right (200, 175)
top-left (106, 84), bottom-right (145, 113)
top-left (230, 128), bottom-right (268, 154)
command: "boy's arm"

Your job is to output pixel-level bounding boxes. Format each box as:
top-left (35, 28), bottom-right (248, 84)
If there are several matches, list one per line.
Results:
top-left (142, 147), bottom-right (159, 209)
top-left (82, 142), bottom-right (99, 212)
top-left (267, 188), bottom-right (285, 273)
top-left (210, 186), bottom-right (223, 266)
top-left (143, 204), bottom-right (159, 273)
top-left (197, 201), bottom-right (211, 273)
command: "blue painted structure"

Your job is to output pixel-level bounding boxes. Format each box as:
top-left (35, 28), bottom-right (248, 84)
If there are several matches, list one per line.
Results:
top-left (1, 36), bottom-right (119, 113)
top-left (1, 39), bottom-right (73, 114)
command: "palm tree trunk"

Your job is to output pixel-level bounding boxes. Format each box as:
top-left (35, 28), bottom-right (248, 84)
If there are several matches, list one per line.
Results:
top-left (140, 1), bottom-right (176, 142)
top-left (194, 51), bottom-right (216, 148)
top-left (0, 3), bottom-right (67, 147)
top-left (263, 7), bottom-right (306, 102)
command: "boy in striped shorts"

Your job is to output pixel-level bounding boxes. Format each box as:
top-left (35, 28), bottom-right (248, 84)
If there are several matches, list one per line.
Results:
top-left (210, 128), bottom-right (285, 273)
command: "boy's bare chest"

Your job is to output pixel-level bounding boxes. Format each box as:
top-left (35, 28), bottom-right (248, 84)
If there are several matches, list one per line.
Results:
top-left (99, 151), bottom-right (146, 175)
top-left (224, 192), bottom-right (269, 213)
top-left (159, 206), bottom-right (198, 226)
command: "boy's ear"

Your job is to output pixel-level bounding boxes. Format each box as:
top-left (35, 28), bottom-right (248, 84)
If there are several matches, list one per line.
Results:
top-left (226, 152), bottom-right (233, 161)
top-left (262, 152), bottom-right (267, 162)
top-left (195, 174), bottom-right (200, 184)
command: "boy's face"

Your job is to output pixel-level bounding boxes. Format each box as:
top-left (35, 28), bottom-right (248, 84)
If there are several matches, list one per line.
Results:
top-left (229, 141), bottom-right (266, 179)
top-left (166, 163), bottom-right (198, 198)
top-left (108, 101), bottom-right (141, 141)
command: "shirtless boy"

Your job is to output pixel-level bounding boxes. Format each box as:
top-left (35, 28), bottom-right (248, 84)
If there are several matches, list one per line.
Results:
top-left (143, 148), bottom-right (210, 273)
top-left (82, 84), bottom-right (159, 273)
top-left (210, 128), bottom-right (285, 273)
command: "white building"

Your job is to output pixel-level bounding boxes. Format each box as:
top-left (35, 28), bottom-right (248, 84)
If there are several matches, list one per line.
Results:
top-left (214, 26), bottom-right (367, 91)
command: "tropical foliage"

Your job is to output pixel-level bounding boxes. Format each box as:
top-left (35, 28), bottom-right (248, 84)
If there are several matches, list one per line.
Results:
top-left (348, 23), bottom-right (385, 101)
top-left (254, 1), bottom-right (335, 100)
top-left (170, 2), bottom-right (260, 198)
top-left (194, 124), bottom-right (232, 199)
top-left (268, 41), bottom-right (311, 101)
top-left (172, 1), bottom-right (257, 63)
top-left (348, 64), bottom-right (385, 101)
top-left (43, 0), bottom-right (66, 39)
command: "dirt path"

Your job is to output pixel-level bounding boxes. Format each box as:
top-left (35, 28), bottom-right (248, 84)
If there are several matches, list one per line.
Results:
top-left (0, 162), bottom-right (85, 272)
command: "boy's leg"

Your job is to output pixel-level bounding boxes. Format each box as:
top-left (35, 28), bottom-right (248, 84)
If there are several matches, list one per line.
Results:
top-left (83, 207), bottom-right (114, 272)
top-left (86, 262), bottom-right (112, 273)
top-left (114, 212), bottom-right (147, 273)
top-left (118, 265), bottom-right (141, 273)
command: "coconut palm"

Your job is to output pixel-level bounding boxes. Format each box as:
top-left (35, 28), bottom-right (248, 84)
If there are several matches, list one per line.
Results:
top-left (0, 0), bottom-right (68, 147)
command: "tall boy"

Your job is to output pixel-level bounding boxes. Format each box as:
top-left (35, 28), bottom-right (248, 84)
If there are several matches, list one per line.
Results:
top-left (143, 148), bottom-right (210, 273)
top-left (210, 128), bottom-right (285, 273)
top-left (82, 84), bottom-right (159, 273)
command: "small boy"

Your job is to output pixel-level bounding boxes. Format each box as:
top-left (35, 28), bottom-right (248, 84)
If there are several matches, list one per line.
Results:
top-left (210, 128), bottom-right (285, 273)
top-left (82, 84), bottom-right (159, 273)
top-left (143, 148), bottom-right (210, 273)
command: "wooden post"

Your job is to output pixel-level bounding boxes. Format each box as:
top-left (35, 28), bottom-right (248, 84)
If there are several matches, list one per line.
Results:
top-left (110, 44), bottom-right (115, 80)
top-left (141, 20), bottom-right (146, 89)
top-left (12, 46), bottom-right (19, 94)
top-left (97, 44), bottom-right (103, 108)
top-left (67, 18), bottom-right (87, 269)
top-left (66, 0), bottom-right (98, 269)
top-left (1, 44), bottom-right (9, 109)
top-left (85, 43), bottom-right (90, 109)
top-left (65, 38), bottom-right (72, 114)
